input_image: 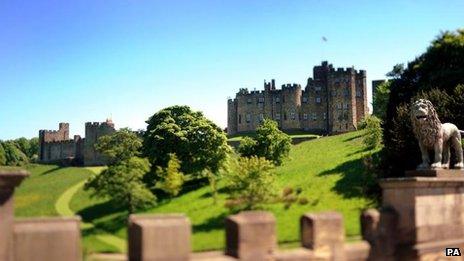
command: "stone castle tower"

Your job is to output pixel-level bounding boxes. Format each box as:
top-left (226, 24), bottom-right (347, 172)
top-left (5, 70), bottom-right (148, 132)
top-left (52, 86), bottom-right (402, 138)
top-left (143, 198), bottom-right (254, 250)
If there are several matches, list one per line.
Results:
top-left (38, 119), bottom-right (115, 166)
top-left (227, 61), bottom-right (367, 135)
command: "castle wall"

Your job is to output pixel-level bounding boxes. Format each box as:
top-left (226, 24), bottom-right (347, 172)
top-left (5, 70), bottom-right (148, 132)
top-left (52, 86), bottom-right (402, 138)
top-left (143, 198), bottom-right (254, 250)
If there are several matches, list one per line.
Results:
top-left (40, 140), bottom-right (76, 163)
top-left (355, 71), bottom-right (368, 123)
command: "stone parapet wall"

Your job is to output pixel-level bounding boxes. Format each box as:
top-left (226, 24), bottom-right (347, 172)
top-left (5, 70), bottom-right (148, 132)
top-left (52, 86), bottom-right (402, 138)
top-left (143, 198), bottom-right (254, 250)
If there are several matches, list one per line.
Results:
top-left (2, 169), bottom-right (464, 260)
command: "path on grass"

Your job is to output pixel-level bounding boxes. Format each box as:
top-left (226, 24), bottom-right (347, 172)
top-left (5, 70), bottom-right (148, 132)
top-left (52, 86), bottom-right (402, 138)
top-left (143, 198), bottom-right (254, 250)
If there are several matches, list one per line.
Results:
top-left (55, 170), bottom-right (127, 253)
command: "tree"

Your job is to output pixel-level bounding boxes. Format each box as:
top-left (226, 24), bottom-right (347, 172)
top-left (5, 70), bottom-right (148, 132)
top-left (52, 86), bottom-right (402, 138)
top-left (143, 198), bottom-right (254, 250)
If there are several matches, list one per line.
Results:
top-left (386, 63), bottom-right (404, 79)
top-left (361, 115), bottom-right (383, 149)
top-left (372, 81), bottom-right (391, 121)
top-left (85, 128), bottom-right (156, 212)
top-left (0, 142), bottom-right (6, 165)
top-left (1, 141), bottom-right (29, 166)
top-left (95, 128), bottom-right (142, 165)
top-left (84, 157), bottom-right (155, 213)
top-left (143, 105), bottom-right (231, 180)
top-left (383, 29), bottom-right (464, 176)
top-left (28, 138), bottom-right (39, 161)
top-left (156, 154), bottom-right (184, 197)
top-left (224, 156), bottom-right (277, 211)
top-left (238, 119), bottom-right (291, 165)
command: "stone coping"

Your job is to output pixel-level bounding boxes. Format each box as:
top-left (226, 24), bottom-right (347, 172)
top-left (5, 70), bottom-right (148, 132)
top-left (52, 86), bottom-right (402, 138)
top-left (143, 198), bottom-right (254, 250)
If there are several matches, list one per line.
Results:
top-left (0, 170), bottom-right (29, 188)
top-left (398, 238), bottom-right (464, 256)
top-left (15, 216), bottom-right (81, 223)
top-left (380, 176), bottom-right (464, 188)
top-left (405, 169), bottom-right (464, 178)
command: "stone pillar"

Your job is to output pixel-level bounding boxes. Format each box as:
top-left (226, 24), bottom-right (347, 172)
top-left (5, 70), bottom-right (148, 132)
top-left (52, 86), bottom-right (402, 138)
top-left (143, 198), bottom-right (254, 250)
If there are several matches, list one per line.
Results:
top-left (128, 214), bottom-right (191, 261)
top-left (225, 211), bottom-right (276, 260)
top-left (300, 211), bottom-right (345, 260)
top-left (361, 208), bottom-right (397, 260)
top-left (13, 217), bottom-right (82, 261)
top-left (0, 170), bottom-right (28, 261)
top-left (380, 173), bottom-right (464, 260)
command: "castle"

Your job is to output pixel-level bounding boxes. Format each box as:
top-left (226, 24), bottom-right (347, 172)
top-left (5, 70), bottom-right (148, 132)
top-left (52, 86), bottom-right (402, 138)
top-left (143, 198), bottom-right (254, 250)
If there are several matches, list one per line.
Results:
top-left (38, 119), bottom-right (115, 166)
top-left (227, 61), bottom-right (368, 135)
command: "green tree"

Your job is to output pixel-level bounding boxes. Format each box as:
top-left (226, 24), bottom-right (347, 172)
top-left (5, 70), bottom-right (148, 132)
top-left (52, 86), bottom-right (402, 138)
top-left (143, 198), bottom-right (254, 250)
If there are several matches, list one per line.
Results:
top-left (1, 141), bottom-right (29, 166)
top-left (143, 105), bottom-right (231, 180)
top-left (156, 154), bottom-right (184, 197)
top-left (238, 119), bottom-right (291, 165)
top-left (224, 156), bottom-right (276, 211)
top-left (85, 157), bottom-right (155, 213)
top-left (386, 63), bottom-right (404, 79)
top-left (28, 137), bottom-right (39, 161)
top-left (0, 142), bottom-right (6, 165)
top-left (372, 81), bottom-right (391, 121)
top-left (361, 115), bottom-right (383, 149)
top-left (95, 128), bottom-right (142, 165)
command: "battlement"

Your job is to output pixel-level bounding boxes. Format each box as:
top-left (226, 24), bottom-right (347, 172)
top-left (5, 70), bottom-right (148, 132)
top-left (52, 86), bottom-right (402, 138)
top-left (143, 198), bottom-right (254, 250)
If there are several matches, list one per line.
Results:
top-left (42, 139), bottom-right (76, 145)
top-left (330, 67), bottom-right (358, 74)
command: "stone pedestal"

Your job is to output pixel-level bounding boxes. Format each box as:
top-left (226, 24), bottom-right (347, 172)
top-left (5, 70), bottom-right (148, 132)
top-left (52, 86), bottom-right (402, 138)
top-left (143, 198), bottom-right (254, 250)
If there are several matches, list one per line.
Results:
top-left (300, 211), bottom-right (345, 260)
top-left (128, 214), bottom-right (191, 261)
top-left (225, 211), bottom-right (276, 260)
top-left (0, 170), bottom-right (29, 261)
top-left (13, 217), bottom-right (82, 261)
top-left (380, 171), bottom-right (464, 260)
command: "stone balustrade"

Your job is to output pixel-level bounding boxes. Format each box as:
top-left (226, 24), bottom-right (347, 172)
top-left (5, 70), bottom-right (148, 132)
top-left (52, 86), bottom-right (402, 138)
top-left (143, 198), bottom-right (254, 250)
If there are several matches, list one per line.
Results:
top-left (2, 169), bottom-right (464, 260)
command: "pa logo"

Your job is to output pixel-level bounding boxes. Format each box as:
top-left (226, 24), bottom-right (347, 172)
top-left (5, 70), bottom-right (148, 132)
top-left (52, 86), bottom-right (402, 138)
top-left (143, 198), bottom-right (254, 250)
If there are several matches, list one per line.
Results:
top-left (445, 248), bottom-right (461, 256)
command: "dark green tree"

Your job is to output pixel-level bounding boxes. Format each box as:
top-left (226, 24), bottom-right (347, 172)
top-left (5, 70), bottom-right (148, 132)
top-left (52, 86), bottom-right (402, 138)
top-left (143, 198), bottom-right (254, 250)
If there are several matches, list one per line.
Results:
top-left (0, 142), bottom-right (6, 165)
top-left (372, 81), bottom-right (391, 121)
top-left (85, 157), bottom-right (155, 213)
top-left (1, 141), bottom-right (29, 166)
top-left (143, 105), bottom-right (231, 179)
top-left (238, 119), bottom-right (291, 165)
top-left (85, 128), bottom-right (155, 212)
top-left (95, 128), bottom-right (142, 165)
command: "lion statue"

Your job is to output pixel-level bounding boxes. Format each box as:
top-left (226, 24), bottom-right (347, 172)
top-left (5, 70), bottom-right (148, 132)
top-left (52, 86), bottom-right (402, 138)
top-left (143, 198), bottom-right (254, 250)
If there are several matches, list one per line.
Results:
top-left (410, 99), bottom-right (464, 170)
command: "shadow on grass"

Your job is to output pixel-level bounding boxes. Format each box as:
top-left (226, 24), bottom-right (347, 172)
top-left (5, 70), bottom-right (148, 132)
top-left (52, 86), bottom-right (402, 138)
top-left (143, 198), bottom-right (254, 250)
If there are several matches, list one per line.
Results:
top-left (346, 147), bottom-right (371, 157)
top-left (342, 134), bottom-right (363, 142)
top-left (192, 212), bottom-right (229, 233)
top-left (40, 165), bottom-right (62, 175)
top-left (318, 158), bottom-right (365, 198)
top-left (77, 200), bottom-right (128, 233)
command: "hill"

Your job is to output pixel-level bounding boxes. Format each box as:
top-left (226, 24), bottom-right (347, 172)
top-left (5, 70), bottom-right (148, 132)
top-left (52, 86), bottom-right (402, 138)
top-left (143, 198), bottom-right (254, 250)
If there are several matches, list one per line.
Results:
top-left (69, 130), bottom-right (379, 253)
top-left (10, 130), bottom-right (378, 254)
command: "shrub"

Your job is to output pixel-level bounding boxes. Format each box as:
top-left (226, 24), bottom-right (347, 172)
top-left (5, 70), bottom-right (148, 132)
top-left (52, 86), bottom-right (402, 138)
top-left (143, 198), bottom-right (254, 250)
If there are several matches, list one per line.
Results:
top-left (224, 156), bottom-right (276, 211)
top-left (362, 115), bottom-right (383, 149)
top-left (156, 154), bottom-right (184, 197)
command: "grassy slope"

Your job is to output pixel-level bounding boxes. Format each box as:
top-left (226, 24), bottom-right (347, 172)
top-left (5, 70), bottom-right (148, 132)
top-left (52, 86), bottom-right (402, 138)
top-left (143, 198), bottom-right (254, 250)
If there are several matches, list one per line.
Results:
top-left (70, 130), bottom-right (378, 253)
top-left (14, 164), bottom-right (94, 217)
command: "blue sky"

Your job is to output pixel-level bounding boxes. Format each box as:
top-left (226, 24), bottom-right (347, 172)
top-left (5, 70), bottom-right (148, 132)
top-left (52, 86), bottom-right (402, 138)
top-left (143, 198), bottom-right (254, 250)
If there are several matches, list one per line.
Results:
top-left (1, 0), bottom-right (463, 139)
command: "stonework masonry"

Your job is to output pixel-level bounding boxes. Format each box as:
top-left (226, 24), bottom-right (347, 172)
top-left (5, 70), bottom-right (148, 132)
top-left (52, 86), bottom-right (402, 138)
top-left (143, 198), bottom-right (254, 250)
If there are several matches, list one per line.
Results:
top-left (38, 119), bottom-right (115, 166)
top-left (227, 61), bottom-right (368, 135)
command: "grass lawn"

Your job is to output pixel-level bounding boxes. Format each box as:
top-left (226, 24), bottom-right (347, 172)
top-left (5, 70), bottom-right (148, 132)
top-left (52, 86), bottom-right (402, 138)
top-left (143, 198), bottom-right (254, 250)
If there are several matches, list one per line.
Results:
top-left (14, 164), bottom-right (94, 217)
top-left (70, 130), bottom-right (379, 253)
top-left (228, 131), bottom-right (320, 141)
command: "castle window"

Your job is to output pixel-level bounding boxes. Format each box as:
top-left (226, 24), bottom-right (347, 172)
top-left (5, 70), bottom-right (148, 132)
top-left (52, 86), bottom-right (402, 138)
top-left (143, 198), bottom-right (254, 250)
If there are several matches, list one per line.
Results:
top-left (275, 97), bottom-right (280, 103)
top-left (247, 98), bottom-right (252, 104)
top-left (312, 113), bottom-right (317, 121)
top-left (275, 113), bottom-right (281, 120)
top-left (282, 96), bottom-right (285, 103)
top-left (315, 97), bottom-right (321, 103)
top-left (246, 114), bottom-right (251, 123)
top-left (302, 97), bottom-right (308, 103)
top-left (337, 103), bottom-right (342, 109)
top-left (356, 90), bottom-right (362, 97)
top-left (344, 104), bottom-right (349, 109)
top-left (315, 86), bottom-right (322, 91)
top-left (239, 115), bottom-right (242, 124)
top-left (343, 89), bottom-right (349, 97)
top-left (303, 113), bottom-right (308, 120)
top-left (291, 112), bottom-right (296, 120)
top-left (259, 114), bottom-right (264, 122)
top-left (346, 123), bottom-right (349, 129)
top-left (284, 113), bottom-right (287, 120)
top-left (258, 97), bottom-right (264, 103)
top-left (331, 90), bottom-right (337, 97)
top-left (323, 113), bottom-right (327, 120)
